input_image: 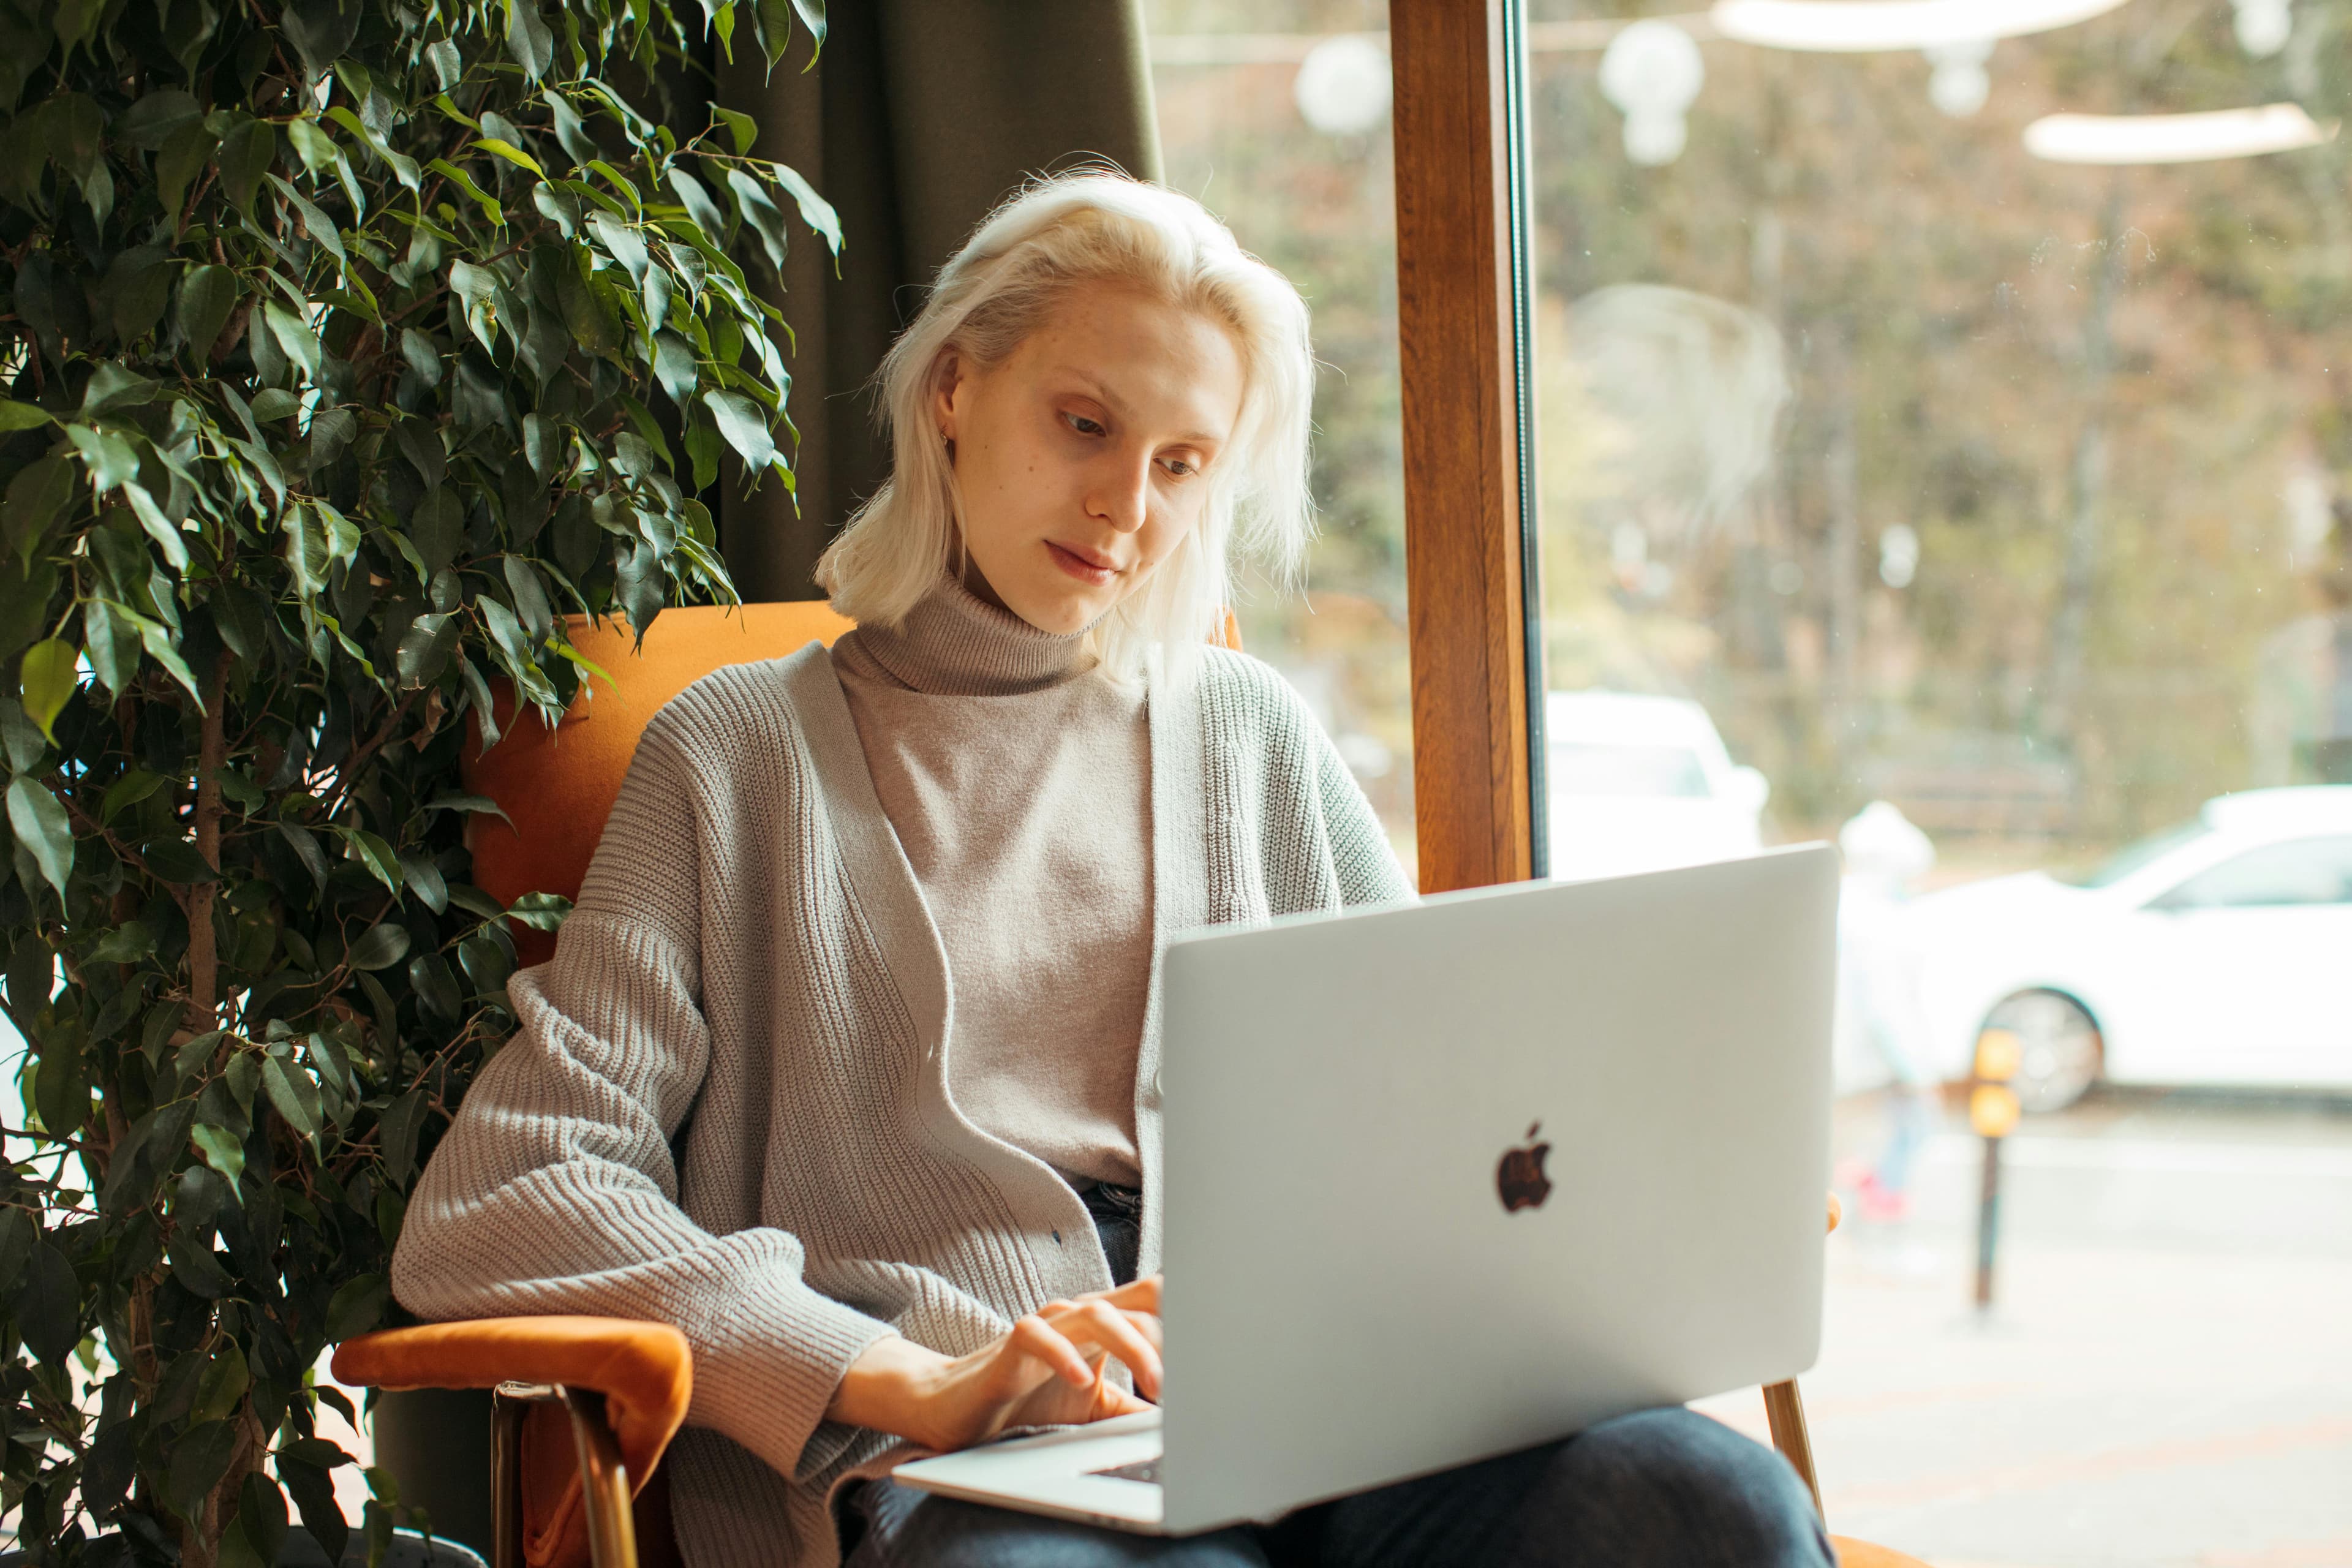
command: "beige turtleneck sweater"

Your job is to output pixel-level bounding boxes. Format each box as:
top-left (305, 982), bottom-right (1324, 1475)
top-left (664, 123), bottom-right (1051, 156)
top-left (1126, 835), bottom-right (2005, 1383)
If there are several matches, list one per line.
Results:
top-left (827, 577), bottom-right (1150, 1187)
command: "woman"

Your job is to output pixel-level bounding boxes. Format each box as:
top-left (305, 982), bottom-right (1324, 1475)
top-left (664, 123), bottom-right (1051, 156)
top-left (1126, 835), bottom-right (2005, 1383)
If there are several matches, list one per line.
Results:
top-left (392, 173), bottom-right (1829, 1568)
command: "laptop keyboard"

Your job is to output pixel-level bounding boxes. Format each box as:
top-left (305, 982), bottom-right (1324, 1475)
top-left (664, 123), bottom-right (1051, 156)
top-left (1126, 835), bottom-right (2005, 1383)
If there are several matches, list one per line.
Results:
top-left (1087, 1457), bottom-right (1161, 1486)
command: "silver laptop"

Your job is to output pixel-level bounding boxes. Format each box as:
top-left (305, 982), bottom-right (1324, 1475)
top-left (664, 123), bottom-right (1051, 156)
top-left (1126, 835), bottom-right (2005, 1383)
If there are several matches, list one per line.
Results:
top-left (893, 845), bottom-right (1838, 1534)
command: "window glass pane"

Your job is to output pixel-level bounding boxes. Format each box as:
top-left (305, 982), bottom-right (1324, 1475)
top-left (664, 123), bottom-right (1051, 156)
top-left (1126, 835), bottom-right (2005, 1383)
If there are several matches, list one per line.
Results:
top-left (2162, 834), bottom-right (2352, 907)
top-left (1524, 5), bottom-right (2352, 1561)
top-left (1144, 1), bottom-right (1415, 879)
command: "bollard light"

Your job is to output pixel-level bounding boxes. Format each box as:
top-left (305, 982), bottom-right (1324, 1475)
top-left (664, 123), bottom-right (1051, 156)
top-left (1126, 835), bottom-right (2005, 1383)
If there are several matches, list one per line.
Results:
top-left (1969, 1026), bottom-right (2021, 1311)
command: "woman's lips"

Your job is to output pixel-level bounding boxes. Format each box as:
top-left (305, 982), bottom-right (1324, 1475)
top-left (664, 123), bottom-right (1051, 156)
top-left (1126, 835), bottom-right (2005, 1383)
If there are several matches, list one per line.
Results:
top-left (1046, 540), bottom-right (1120, 586)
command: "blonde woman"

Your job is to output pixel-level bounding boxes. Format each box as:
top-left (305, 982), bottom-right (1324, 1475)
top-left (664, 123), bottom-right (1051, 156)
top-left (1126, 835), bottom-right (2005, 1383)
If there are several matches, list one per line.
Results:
top-left (393, 173), bottom-right (1828, 1568)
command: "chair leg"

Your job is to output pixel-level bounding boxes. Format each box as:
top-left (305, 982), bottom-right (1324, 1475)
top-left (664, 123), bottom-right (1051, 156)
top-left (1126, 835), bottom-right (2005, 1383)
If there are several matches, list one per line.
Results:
top-left (491, 1387), bottom-right (533, 1568)
top-left (564, 1387), bottom-right (641, 1568)
top-left (1762, 1379), bottom-right (1825, 1525)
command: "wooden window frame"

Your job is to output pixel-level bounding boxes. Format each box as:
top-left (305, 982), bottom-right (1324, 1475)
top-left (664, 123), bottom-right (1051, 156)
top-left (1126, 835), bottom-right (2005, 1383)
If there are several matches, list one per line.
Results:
top-left (1390, 0), bottom-right (1548, 894)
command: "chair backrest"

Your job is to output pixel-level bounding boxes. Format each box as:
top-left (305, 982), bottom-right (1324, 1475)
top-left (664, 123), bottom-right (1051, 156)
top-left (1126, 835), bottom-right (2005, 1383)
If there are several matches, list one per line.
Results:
top-left (462, 601), bottom-right (854, 965)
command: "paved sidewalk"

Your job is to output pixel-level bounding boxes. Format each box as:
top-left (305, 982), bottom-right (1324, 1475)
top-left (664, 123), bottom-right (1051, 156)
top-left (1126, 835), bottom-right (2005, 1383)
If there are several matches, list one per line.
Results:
top-left (1696, 1095), bottom-right (2352, 1568)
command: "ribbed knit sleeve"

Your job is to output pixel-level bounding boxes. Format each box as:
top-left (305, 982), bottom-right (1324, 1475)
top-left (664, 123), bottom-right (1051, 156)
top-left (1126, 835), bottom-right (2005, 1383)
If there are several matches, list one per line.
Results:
top-left (389, 720), bottom-right (897, 1480)
top-left (1311, 711), bottom-right (1417, 908)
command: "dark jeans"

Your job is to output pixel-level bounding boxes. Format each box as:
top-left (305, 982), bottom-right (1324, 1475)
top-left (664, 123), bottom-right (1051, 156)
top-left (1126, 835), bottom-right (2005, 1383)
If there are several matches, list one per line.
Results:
top-left (840, 1186), bottom-right (1831, 1567)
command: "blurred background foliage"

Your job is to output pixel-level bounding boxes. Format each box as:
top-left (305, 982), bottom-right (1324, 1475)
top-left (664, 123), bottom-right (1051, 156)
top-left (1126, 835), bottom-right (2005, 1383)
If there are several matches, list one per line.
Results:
top-left (0, 0), bottom-right (831, 1561)
top-left (1148, 0), bottom-right (2352, 872)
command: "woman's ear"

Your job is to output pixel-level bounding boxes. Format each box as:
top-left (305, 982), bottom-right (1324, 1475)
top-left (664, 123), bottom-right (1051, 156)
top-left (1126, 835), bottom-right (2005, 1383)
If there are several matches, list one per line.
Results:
top-left (930, 348), bottom-right (964, 446)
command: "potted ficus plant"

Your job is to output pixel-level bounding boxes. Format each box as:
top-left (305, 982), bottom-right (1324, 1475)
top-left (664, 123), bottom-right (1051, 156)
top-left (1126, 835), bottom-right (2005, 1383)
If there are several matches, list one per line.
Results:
top-left (0, 0), bottom-right (832, 1562)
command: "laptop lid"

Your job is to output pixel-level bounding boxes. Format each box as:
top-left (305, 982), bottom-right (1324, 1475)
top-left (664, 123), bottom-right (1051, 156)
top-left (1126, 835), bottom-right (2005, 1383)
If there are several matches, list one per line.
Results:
top-left (1155, 845), bottom-right (1838, 1532)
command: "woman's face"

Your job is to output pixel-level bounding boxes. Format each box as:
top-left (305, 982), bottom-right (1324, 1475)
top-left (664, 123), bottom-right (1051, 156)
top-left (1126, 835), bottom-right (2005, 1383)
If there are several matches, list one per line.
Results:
top-left (933, 284), bottom-right (1247, 635)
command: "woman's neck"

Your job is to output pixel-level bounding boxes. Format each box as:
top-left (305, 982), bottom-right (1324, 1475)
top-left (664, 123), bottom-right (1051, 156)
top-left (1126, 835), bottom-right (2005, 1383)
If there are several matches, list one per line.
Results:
top-left (848, 571), bottom-right (1096, 696)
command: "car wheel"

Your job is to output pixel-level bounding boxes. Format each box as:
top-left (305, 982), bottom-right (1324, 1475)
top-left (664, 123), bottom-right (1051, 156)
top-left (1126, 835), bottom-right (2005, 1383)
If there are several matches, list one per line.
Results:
top-left (1981, 990), bottom-right (2104, 1114)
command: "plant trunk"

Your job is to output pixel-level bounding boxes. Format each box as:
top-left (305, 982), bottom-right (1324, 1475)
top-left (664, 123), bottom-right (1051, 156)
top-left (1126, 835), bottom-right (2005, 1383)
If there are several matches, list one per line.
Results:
top-left (182, 1400), bottom-right (265, 1568)
top-left (184, 654), bottom-right (232, 1031)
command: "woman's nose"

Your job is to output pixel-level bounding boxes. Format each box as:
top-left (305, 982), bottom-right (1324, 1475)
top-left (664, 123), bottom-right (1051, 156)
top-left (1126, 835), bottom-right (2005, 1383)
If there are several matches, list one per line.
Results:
top-left (1087, 450), bottom-right (1153, 533)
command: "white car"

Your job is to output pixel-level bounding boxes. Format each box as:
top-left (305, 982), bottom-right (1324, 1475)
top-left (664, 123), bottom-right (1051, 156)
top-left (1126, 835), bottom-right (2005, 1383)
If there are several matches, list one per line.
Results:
top-left (1901, 786), bottom-right (2352, 1110)
top-left (1544, 691), bottom-right (1771, 881)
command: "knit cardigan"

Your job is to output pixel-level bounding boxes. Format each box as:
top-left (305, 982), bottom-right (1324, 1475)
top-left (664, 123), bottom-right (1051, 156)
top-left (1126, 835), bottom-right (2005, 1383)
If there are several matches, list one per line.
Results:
top-left (390, 639), bottom-right (1414, 1568)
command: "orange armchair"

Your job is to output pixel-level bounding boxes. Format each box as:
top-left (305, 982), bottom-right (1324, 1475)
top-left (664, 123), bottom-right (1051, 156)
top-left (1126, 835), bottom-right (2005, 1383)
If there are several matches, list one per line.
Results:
top-left (332, 601), bottom-right (1927, 1568)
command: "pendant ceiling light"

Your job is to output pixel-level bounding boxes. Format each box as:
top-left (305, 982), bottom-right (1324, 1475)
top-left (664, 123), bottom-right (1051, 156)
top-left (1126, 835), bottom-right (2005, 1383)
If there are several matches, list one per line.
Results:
top-left (1710, 0), bottom-right (2132, 51)
top-left (1599, 20), bottom-right (1708, 165)
top-left (2023, 103), bottom-right (2335, 162)
top-left (2232, 0), bottom-right (2293, 58)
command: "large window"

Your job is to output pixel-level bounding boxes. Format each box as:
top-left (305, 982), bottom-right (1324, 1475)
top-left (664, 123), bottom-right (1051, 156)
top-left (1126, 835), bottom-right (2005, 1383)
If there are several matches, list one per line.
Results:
top-left (1149, 3), bottom-right (2352, 1562)
top-left (1145, 1), bottom-right (1415, 876)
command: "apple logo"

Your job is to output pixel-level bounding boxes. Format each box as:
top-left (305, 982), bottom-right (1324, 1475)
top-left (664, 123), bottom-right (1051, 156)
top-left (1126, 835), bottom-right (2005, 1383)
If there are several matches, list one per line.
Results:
top-left (1496, 1121), bottom-right (1553, 1213)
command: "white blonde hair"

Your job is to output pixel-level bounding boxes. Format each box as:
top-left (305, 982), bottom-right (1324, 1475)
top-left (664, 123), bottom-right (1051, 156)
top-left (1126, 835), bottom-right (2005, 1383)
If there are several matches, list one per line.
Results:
top-left (813, 172), bottom-right (1316, 676)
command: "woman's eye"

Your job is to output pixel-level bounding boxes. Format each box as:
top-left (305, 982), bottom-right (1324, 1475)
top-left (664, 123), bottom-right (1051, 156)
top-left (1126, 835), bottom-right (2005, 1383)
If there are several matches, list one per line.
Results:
top-left (1161, 457), bottom-right (1197, 478)
top-left (1065, 413), bottom-right (1107, 437)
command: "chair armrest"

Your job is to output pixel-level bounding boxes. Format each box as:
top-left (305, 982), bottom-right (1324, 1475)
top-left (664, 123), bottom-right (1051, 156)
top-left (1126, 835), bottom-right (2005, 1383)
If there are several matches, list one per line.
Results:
top-left (333, 1316), bottom-right (692, 1493)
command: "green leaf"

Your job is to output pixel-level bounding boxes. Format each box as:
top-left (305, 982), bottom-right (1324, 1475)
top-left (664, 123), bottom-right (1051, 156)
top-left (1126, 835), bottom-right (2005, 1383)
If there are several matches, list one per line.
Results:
top-left (119, 88), bottom-right (202, 151)
top-left (218, 117), bottom-right (279, 216)
top-left (266, 173), bottom-right (347, 267)
top-left (18, 1241), bottom-right (80, 1363)
top-left (190, 1341), bottom-right (251, 1425)
top-left (0, 401), bottom-right (53, 431)
top-left (652, 330), bottom-right (700, 408)
top-left (726, 168), bottom-right (790, 274)
top-left (144, 837), bottom-right (221, 884)
top-left (279, 1450), bottom-right (349, 1563)
top-left (668, 168), bottom-right (727, 238)
top-left (233, 1474), bottom-right (290, 1568)
top-left (0, 1208), bottom-right (34, 1295)
top-left (767, 161), bottom-right (842, 257)
top-left (132, 609), bottom-right (206, 706)
top-left (281, 0), bottom-right (362, 78)
top-left (84, 597), bottom-right (135, 696)
top-left (191, 1123), bottom-right (246, 1191)
top-left (157, 122), bottom-right (219, 216)
top-left (288, 117), bottom-right (341, 173)
top-left (276, 820), bottom-right (329, 888)
top-left (104, 246), bottom-right (175, 344)
top-left (17, 639), bottom-right (76, 742)
top-left (557, 246), bottom-right (623, 355)
top-left (324, 1273), bottom-right (387, 1340)
top-left (345, 922), bottom-right (411, 972)
top-left (424, 156), bottom-right (504, 225)
top-left (66, 423), bottom-right (142, 491)
top-left (379, 1085), bottom-right (428, 1186)
top-left (100, 766), bottom-right (165, 821)
top-left (706, 390), bottom-right (777, 470)
top-left (264, 301), bottom-right (323, 380)
top-left (398, 850), bottom-right (450, 914)
top-left (123, 482), bottom-right (191, 571)
top-left (505, 1), bottom-right (556, 81)
top-left (474, 137), bottom-right (545, 177)
top-left (6, 777), bottom-right (72, 897)
top-left (347, 828), bottom-right (402, 894)
top-left (86, 919), bottom-right (155, 963)
top-left (713, 105), bottom-right (757, 155)
top-left (408, 951), bottom-right (462, 1021)
top-left (261, 1056), bottom-right (323, 1139)
top-left (506, 890), bottom-right (573, 931)
top-left (4, 456), bottom-right (78, 566)
top-left (44, 92), bottom-right (103, 183)
top-left (167, 1419), bottom-right (240, 1518)
top-left (589, 209), bottom-right (649, 284)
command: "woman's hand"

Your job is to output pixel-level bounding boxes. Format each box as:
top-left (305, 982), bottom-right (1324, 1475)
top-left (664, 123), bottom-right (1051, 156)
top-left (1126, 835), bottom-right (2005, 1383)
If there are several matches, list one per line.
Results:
top-left (826, 1276), bottom-right (1164, 1453)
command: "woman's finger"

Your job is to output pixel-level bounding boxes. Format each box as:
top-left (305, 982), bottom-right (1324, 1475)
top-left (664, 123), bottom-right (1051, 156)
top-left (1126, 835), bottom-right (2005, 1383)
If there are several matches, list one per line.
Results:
top-left (1050, 1298), bottom-right (1164, 1399)
top-left (1085, 1275), bottom-right (1161, 1315)
top-left (1006, 1313), bottom-right (1096, 1388)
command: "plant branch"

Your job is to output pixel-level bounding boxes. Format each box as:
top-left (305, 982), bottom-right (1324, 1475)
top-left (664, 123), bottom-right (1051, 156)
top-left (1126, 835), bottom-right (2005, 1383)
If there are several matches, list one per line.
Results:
top-left (184, 653), bottom-right (233, 1030)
